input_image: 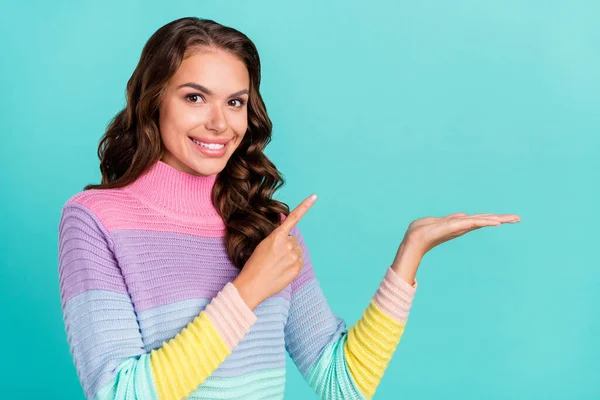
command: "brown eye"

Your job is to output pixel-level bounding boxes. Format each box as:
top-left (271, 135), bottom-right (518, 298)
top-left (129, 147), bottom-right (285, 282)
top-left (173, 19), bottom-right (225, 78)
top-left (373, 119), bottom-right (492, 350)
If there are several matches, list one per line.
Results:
top-left (185, 94), bottom-right (204, 103)
top-left (229, 98), bottom-right (246, 108)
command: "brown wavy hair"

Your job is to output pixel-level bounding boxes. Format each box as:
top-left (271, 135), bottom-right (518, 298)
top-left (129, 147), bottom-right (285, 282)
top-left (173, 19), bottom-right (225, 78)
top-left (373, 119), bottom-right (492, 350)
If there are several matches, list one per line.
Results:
top-left (83, 17), bottom-right (290, 270)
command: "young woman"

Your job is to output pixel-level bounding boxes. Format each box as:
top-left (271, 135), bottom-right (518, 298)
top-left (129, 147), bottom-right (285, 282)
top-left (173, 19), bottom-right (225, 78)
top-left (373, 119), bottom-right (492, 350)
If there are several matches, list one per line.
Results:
top-left (58, 17), bottom-right (520, 400)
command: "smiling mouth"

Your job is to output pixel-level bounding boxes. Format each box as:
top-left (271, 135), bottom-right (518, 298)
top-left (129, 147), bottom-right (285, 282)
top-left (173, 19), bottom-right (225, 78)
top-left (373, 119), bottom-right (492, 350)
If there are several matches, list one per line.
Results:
top-left (189, 137), bottom-right (228, 149)
top-left (188, 137), bottom-right (231, 158)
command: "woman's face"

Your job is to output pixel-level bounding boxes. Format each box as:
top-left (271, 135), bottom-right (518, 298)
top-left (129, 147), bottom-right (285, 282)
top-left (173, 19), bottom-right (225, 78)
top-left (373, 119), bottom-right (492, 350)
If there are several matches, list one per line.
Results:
top-left (158, 48), bottom-right (250, 176)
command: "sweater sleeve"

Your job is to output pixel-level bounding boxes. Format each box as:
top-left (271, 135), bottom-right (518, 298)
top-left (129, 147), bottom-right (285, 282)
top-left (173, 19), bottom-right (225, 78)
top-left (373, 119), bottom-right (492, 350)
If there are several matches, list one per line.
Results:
top-left (284, 225), bottom-right (417, 400)
top-left (58, 203), bottom-right (257, 400)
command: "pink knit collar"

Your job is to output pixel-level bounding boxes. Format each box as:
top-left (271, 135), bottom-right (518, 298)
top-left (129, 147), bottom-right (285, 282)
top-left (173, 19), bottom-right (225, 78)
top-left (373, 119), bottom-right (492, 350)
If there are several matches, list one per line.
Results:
top-left (123, 160), bottom-right (220, 217)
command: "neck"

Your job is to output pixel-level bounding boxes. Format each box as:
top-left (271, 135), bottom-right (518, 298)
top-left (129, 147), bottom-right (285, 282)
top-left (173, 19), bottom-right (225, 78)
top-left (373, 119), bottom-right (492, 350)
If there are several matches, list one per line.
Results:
top-left (124, 159), bottom-right (220, 217)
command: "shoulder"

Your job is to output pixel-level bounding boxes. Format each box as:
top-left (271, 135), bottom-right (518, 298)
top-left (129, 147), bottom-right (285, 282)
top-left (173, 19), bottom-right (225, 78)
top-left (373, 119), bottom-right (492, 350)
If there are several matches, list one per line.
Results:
top-left (63, 187), bottom-right (129, 211)
top-left (60, 187), bottom-right (133, 236)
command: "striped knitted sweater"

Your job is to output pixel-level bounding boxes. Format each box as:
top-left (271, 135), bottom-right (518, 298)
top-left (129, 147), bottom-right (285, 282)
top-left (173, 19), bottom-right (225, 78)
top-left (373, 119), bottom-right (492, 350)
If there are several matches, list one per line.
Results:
top-left (58, 160), bottom-right (418, 400)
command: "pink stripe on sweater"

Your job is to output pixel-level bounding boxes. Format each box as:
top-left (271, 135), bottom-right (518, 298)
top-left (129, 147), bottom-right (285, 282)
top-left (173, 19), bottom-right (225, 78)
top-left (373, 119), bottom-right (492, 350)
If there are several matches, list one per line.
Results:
top-left (203, 282), bottom-right (258, 349)
top-left (68, 190), bottom-right (227, 238)
top-left (373, 266), bottom-right (418, 323)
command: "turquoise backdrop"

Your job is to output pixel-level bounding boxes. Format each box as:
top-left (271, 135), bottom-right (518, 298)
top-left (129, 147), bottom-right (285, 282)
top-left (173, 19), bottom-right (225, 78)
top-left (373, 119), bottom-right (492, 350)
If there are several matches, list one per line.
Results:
top-left (1, 1), bottom-right (598, 399)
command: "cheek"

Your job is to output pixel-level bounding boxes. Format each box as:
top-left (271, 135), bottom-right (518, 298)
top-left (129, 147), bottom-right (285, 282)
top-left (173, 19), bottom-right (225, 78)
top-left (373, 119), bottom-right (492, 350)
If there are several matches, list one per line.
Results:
top-left (161, 100), bottom-right (207, 135)
top-left (230, 112), bottom-right (249, 138)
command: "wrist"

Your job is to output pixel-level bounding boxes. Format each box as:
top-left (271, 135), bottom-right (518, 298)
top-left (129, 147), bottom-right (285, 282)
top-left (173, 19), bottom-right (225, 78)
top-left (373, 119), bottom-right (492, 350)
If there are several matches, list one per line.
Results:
top-left (391, 240), bottom-right (423, 286)
top-left (232, 277), bottom-right (261, 311)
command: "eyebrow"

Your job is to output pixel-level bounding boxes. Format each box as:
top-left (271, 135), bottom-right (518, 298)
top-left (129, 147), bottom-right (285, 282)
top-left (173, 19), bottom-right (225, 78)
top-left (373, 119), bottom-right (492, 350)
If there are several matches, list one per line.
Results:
top-left (177, 82), bottom-right (249, 97)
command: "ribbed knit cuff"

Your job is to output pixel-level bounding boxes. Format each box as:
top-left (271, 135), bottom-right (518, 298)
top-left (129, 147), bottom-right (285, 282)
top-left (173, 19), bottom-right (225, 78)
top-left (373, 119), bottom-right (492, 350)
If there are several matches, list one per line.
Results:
top-left (372, 265), bottom-right (418, 323)
top-left (203, 282), bottom-right (258, 349)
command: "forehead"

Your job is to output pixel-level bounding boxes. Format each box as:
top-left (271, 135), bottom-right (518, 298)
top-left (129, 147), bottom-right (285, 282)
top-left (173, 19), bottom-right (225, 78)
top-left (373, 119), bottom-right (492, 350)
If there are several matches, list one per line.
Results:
top-left (170, 49), bottom-right (249, 93)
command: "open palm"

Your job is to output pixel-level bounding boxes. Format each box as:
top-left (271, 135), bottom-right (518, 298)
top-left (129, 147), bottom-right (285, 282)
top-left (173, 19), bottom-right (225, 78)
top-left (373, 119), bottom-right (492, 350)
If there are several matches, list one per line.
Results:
top-left (403, 212), bottom-right (521, 256)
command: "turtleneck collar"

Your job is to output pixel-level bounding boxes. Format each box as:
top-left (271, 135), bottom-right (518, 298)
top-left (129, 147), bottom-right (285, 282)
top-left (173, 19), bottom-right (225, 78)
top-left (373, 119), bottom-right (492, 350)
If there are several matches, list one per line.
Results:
top-left (123, 160), bottom-right (220, 217)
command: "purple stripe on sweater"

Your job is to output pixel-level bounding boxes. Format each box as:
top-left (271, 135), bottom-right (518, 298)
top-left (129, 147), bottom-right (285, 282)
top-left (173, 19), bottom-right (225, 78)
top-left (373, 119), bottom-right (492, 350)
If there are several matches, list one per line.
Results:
top-left (110, 229), bottom-right (293, 311)
top-left (59, 204), bottom-right (129, 306)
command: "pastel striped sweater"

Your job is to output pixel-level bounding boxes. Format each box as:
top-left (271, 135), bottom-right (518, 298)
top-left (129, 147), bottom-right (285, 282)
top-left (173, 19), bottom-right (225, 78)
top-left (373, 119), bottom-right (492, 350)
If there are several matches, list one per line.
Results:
top-left (58, 160), bottom-right (418, 400)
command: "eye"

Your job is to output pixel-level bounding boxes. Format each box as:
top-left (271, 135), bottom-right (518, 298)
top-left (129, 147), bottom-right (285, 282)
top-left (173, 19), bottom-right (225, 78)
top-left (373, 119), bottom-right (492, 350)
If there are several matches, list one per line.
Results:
top-left (229, 98), bottom-right (247, 108)
top-left (185, 93), bottom-right (205, 104)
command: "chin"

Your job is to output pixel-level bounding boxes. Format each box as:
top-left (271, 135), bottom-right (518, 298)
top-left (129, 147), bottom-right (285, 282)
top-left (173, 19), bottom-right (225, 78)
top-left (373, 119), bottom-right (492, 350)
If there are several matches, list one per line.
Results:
top-left (186, 157), bottom-right (230, 177)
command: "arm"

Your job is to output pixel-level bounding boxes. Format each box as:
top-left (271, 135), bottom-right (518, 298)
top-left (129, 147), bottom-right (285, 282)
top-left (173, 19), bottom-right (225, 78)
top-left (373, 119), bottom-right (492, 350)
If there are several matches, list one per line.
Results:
top-left (58, 203), bottom-right (257, 400)
top-left (284, 225), bottom-right (417, 400)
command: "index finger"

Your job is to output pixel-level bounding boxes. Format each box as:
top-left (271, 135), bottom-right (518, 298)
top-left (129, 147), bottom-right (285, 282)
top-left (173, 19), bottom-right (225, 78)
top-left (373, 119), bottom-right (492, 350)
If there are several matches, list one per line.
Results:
top-left (278, 194), bottom-right (318, 235)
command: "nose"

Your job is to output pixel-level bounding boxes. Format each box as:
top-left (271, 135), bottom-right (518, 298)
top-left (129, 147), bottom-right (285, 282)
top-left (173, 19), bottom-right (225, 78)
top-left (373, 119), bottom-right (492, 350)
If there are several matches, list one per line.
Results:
top-left (205, 104), bottom-right (228, 133)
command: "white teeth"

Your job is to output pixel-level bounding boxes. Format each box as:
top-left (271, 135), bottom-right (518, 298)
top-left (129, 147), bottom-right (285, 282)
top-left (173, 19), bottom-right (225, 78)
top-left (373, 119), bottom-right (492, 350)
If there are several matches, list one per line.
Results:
top-left (192, 138), bottom-right (225, 149)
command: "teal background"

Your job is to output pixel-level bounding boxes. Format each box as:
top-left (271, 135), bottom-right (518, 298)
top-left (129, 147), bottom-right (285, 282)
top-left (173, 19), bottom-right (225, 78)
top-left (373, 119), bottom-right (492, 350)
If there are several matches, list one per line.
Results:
top-left (1, 0), bottom-right (598, 399)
